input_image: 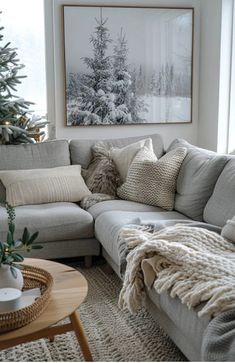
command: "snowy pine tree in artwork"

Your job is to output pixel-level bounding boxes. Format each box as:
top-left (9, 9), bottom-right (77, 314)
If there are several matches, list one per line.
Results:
top-left (67, 13), bottom-right (148, 125)
top-left (67, 72), bottom-right (80, 101)
top-left (69, 12), bottom-right (118, 125)
top-left (111, 29), bottom-right (147, 123)
top-left (65, 7), bottom-right (193, 125)
top-left (130, 67), bottom-right (148, 122)
top-left (112, 28), bottom-right (132, 124)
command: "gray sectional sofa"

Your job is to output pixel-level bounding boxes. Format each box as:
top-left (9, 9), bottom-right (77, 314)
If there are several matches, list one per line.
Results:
top-left (0, 134), bottom-right (234, 361)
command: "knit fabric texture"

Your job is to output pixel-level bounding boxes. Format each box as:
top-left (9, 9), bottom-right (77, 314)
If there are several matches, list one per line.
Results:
top-left (118, 224), bottom-right (235, 318)
top-left (110, 138), bottom-right (154, 182)
top-left (117, 146), bottom-right (187, 210)
top-left (0, 165), bottom-right (91, 207)
top-left (202, 308), bottom-right (235, 361)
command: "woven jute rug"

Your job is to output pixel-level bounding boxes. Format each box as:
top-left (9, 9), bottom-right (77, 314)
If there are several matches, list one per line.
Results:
top-left (0, 263), bottom-right (186, 362)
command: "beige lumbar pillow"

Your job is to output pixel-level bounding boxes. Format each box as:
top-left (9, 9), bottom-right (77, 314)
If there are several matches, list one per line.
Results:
top-left (221, 216), bottom-right (235, 242)
top-left (0, 165), bottom-right (91, 207)
top-left (110, 138), bottom-right (154, 182)
top-left (117, 146), bottom-right (187, 210)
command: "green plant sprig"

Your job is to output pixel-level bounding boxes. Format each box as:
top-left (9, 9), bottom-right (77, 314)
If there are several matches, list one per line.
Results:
top-left (0, 202), bottom-right (42, 278)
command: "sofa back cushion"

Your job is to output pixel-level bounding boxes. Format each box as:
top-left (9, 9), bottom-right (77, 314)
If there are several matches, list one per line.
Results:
top-left (69, 134), bottom-right (164, 169)
top-left (0, 140), bottom-right (70, 202)
top-left (204, 158), bottom-right (235, 227)
top-left (0, 140), bottom-right (70, 170)
top-left (167, 139), bottom-right (228, 220)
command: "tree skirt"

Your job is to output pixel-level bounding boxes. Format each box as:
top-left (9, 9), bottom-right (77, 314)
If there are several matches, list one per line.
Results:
top-left (0, 264), bottom-right (186, 362)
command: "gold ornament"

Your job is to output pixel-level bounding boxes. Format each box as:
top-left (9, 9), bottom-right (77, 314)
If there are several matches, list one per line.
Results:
top-left (18, 116), bottom-right (28, 126)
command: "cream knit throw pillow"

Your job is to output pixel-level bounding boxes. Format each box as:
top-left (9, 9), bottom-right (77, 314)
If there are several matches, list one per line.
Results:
top-left (0, 165), bottom-right (91, 207)
top-left (117, 146), bottom-right (187, 210)
top-left (110, 138), bottom-right (154, 182)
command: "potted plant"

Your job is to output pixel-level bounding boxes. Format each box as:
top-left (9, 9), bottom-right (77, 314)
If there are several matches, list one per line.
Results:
top-left (0, 202), bottom-right (42, 289)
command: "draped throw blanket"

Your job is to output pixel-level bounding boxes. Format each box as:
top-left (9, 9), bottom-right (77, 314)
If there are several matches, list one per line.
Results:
top-left (118, 225), bottom-right (235, 318)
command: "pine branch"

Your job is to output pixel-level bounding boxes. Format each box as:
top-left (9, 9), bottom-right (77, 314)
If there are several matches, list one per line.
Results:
top-left (0, 19), bottom-right (48, 144)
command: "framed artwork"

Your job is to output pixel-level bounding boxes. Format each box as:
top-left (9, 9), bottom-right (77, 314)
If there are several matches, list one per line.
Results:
top-left (62, 5), bottom-right (194, 126)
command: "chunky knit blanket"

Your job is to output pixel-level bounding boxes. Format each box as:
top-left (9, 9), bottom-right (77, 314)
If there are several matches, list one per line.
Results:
top-left (118, 224), bottom-right (235, 318)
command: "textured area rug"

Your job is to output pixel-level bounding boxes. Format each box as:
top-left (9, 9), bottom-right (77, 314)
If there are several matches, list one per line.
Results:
top-left (0, 263), bottom-right (186, 362)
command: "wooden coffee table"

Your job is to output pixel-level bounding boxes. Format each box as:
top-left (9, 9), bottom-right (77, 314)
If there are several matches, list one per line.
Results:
top-left (0, 258), bottom-right (93, 361)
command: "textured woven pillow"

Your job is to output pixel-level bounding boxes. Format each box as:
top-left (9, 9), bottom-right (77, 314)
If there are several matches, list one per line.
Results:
top-left (117, 146), bottom-right (187, 210)
top-left (110, 138), bottom-right (154, 182)
top-left (82, 142), bottom-right (120, 196)
top-left (0, 165), bottom-right (91, 207)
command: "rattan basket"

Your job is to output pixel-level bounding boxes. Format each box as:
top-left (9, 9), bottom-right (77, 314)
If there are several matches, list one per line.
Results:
top-left (0, 264), bottom-right (53, 333)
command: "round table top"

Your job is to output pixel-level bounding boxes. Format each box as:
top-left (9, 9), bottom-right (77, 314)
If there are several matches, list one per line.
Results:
top-left (0, 258), bottom-right (88, 343)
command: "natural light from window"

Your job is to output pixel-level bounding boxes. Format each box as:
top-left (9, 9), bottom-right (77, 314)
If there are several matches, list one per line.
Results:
top-left (0, 0), bottom-right (47, 117)
top-left (228, 1), bottom-right (235, 154)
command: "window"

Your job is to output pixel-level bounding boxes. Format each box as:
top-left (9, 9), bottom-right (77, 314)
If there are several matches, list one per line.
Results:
top-left (228, 1), bottom-right (235, 154)
top-left (0, 0), bottom-right (47, 118)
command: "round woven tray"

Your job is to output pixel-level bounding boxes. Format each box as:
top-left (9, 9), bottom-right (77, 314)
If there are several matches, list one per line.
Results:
top-left (0, 264), bottom-right (53, 333)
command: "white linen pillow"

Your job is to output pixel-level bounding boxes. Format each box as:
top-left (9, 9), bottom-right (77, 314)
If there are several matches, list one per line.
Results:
top-left (0, 165), bottom-right (91, 207)
top-left (110, 138), bottom-right (154, 182)
top-left (117, 146), bottom-right (187, 210)
top-left (221, 216), bottom-right (235, 242)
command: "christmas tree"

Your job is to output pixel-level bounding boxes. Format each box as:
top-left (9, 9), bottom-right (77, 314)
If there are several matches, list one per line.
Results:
top-left (72, 10), bottom-right (117, 125)
top-left (0, 21), bottom-right (48, 144)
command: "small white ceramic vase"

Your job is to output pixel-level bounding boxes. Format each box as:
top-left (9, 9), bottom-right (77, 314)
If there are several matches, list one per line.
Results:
top-left (0, 265), bottom-right (24, 290)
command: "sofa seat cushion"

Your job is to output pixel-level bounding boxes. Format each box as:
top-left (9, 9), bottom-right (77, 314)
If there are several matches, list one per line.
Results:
top-left (88, 200), bottom-right (164, 219)
top-left (168, 139), bottom-right (228, 220)
top-left (95, 210), bottom-right (191, 266)
top-left (147, 288), bottom-right (210, 358)
top-left (0, 202), bottom-right (94, 243)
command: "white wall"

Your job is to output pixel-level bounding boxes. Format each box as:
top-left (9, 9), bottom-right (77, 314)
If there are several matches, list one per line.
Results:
top-left (197, 0), bottom-right (222, 151)
top-left (228, 0), bottom-right (235, 153)
top-left (198, 0), bottom-right (233, 152)
top-left (45, 0), bottom-right (200, 148)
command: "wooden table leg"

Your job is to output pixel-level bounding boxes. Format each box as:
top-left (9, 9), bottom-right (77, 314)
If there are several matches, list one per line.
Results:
top-left (70, 311), bottom-right (93, 362)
